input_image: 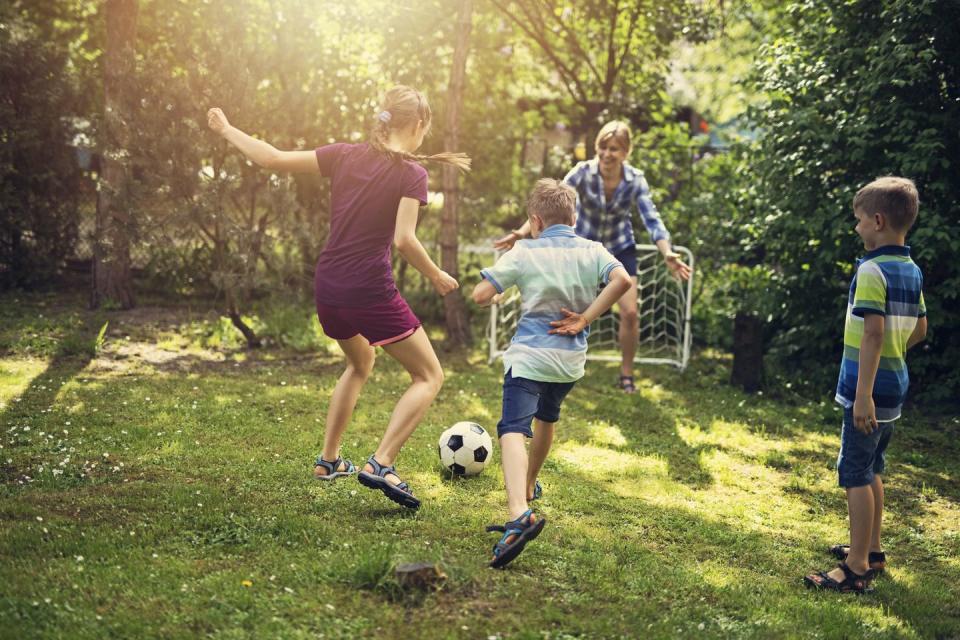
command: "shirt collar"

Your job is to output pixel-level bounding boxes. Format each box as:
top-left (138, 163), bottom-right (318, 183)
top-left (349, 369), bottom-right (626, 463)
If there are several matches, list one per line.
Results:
top-left (540, 224), bottom-right (577, 238)
top-left (860, 244), bottom-right (910, 262)
top-left (585, 158), bottom-right (635, 182)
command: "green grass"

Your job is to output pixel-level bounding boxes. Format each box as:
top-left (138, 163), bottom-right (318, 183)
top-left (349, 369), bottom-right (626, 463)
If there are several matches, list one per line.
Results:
top-left (1, 290), bottom-right (959, 639)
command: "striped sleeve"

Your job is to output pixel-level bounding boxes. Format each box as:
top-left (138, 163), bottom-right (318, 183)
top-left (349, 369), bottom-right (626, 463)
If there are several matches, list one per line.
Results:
top-left (852, 261), bottom-right (887, 317)
top-left (481, 244), bottom-right (525, 294)
top-left (634, 173), bottom-right (670, 243)
top-left (918, 291), bottom-right (927, 317)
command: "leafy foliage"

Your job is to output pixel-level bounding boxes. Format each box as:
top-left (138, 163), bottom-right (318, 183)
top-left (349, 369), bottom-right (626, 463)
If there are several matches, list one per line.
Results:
top-left (748, 0), bottom-right (960, 400)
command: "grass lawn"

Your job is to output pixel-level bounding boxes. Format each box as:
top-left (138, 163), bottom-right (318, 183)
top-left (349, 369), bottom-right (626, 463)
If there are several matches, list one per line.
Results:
top-left (1, 289), bottom-right (959, 639)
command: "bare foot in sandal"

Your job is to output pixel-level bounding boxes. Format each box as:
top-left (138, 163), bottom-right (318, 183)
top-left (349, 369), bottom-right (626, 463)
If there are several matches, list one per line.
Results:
top-left (313, 456), bottom-right (356, 481)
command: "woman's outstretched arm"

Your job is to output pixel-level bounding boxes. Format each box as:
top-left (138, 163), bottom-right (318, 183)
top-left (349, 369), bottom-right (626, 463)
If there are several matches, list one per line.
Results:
top-left (207, 108), bottom-right (318, 173)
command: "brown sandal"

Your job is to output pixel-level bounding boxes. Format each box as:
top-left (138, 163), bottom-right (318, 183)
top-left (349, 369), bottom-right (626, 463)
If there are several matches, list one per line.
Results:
top-left (617, 375), bottom-right (636, 394)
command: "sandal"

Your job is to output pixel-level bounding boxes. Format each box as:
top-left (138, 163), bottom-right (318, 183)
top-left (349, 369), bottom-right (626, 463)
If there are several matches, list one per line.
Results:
top-left (357, 455), bottom-right (420, 510)
top-left (804, 562), bottom-right (875, 594)
top-left (828, 544), bottom-right (886, 573)
top-left (313, 456), bottom-right (356, 481)
top-left (487, 509), bottom-right (546, 569)
top-left (529, 479), bottom-right (542, 502)
top-left (617, 375), bottom-right (636, 394)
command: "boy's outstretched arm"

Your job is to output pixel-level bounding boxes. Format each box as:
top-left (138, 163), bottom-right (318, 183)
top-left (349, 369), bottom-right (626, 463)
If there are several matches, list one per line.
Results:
top-left (548, 266), bottom-right (632, 335)
top-left (471, 279), bottom-right (501, 307)
top-left (853, 313), bottom-right (884, 434)
top-left (207, 108), bottom-right (318, 173)
top-left (906, 316), bottom-right (927, 350)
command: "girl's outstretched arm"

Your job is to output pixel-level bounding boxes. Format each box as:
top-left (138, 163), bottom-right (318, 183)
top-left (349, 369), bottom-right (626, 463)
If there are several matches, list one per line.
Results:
top-left (207, 108), bottom-right (318, 173)
top-left (394, 197), bottom-right (459, 297)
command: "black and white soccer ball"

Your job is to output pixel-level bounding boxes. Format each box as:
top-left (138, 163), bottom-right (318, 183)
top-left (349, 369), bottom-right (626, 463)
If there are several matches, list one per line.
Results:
top-left (437, 421), bottom-right (493, 476)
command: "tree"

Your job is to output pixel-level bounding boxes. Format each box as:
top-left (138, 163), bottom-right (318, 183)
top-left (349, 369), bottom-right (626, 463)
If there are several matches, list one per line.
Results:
top-left (748, 0), bottom-right (960, 400)
top-left (440, 0), bottom-right (474, 347)
top-left (488, 0), bottom-right (710, 133)
top-left (92, 0), bottom-right (138, 309)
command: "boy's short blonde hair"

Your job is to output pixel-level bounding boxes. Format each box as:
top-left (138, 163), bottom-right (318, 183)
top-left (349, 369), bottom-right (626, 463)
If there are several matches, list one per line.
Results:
top-left (527, 178), bottom-right (576, 227)
top-left (853, 176), bottom-right (919, 232)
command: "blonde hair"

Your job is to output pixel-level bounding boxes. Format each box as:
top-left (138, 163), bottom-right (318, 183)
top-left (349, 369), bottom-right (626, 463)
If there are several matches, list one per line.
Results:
top-left (370, 86), bottom-right (471, 172)
top-left (595, 120), bottom-right (632, 153)
top-left (853, 176), bottom-right (919, 232)
top-left (527, 179), bottom-right (576, 226)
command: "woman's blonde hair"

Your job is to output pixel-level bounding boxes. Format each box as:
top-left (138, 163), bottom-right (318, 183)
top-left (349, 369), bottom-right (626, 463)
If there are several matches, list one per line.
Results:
top-left (594, 120), bottom-right (632, 153)
top-left (370, 86), bottom-right (471, 172)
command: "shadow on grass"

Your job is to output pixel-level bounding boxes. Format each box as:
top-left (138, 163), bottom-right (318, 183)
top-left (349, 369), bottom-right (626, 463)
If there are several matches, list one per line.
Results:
top-left (0, 317), bottom-right (103, 482)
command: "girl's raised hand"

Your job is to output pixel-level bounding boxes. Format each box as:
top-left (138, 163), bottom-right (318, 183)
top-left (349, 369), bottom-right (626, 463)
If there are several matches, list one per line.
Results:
top-left (207, 108), bottom-right (230, 136)
top-left (430, 270), bottom-right (460, 297)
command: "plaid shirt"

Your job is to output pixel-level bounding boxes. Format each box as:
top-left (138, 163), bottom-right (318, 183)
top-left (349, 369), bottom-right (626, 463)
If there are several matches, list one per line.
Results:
top-left (564, 159), bottom-right (670, 255)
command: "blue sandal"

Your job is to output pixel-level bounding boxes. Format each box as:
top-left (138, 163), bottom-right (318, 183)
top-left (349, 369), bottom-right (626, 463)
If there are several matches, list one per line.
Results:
top-left (313, 456), bottom-right (356, 481)
top-left (529, 479), bottom-right (542, 502)
top-left (357, 455), bottom-right (420, 510)
top-left (487, 509), bottom-right (546, 569)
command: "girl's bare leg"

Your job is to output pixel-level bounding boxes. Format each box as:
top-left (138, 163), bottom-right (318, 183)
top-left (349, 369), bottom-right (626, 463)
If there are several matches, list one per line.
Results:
top-left (618, 277), bottom-right (639, 378)
top-left (315, 334), bottom-right (375, 477)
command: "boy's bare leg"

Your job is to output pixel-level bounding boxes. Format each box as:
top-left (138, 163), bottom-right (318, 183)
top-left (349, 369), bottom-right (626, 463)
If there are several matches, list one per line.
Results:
top-left (527, 419), bottom-right (555, 500)
top-left (826, 484), bottom-right (875, 580)
top-left (871, 476), bottom-right (884, 552)
top-left (500, 433), bottom-right (530, 520)
top-left (366, 327), bottom-right (443, 484)
top-left (315, 334), bottom-right (375, 477)
top-left (617, 278), bottom-right (639, 378)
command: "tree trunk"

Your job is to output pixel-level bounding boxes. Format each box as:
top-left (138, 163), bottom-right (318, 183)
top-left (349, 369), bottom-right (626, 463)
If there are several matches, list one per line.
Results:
top-left (440, 0), bottom-right (473, 348)
top-left (91, 0), bottom-right (138, 310)
top-left (731, 312), bottom-right (764, 393)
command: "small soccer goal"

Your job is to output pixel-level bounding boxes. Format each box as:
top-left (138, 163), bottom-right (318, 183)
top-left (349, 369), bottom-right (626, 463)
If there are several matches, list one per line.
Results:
top-left (486, 244), bottom-right (694, 370)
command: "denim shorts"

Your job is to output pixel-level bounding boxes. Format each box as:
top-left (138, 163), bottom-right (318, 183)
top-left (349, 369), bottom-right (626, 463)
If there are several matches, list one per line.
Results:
top-left (613, 246), bottom-right (638, 277)
top-left (836, 406), bottom-right (895, 488)
top-left (496, 369), bottom-right (576, 438)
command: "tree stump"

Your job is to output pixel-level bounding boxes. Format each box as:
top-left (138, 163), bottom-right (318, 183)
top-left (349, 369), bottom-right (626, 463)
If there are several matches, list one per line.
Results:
top-left (731, 312), bottom-right (764, 393)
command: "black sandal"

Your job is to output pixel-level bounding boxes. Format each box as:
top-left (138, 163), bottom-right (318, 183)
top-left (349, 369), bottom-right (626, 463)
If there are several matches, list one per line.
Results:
top-left (617, 375), bottom-right (636, 394)
top-left (313, 455), bottom-right (356, 481)
top-left (487, 509), bottom-right (546, 569)
top-left (804, 562), bottom-right (875, 594)
top-left (357, 455), bottom-right (420, 510)
top-left (828, 544), bottom-right (886, 573)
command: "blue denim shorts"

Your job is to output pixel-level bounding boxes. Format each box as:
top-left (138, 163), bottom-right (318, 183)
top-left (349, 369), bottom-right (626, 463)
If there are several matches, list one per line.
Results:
top-left (496, 369), bottom-right (576, 438)
top-left (613, 246), bottom-right (638, 277)
top-left (837, 406), bottom-right (895, 488)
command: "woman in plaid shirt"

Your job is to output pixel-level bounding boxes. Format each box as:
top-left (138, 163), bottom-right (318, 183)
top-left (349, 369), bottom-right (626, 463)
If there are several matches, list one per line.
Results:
top-left (496, 121), bottom-right (691, 393)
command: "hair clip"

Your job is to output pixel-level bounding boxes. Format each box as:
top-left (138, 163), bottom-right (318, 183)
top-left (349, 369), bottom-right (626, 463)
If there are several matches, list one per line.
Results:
top-left (377, 111), bottom-right (392, 123)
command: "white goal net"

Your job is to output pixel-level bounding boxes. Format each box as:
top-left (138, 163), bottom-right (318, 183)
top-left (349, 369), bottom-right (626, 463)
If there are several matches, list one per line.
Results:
top-left (485, 244), bottom-right (694, 371)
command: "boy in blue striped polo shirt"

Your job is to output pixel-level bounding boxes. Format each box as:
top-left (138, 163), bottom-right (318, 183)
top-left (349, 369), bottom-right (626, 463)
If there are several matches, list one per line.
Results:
top-left (472, 178), bottom-right (632, 568)
top-left (805, 177), bottom-right (928, 594)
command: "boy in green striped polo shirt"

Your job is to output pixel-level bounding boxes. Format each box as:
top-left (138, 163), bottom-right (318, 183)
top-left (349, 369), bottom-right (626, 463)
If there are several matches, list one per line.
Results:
top-left (805, 177), bottom-right (928, 594)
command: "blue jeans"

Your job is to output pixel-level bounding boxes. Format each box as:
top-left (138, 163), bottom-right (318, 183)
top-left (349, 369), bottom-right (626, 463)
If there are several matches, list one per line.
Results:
top-left (496, 369), bottom-right (576, 438)
top-left (837, 406), bottom-right (895, 488)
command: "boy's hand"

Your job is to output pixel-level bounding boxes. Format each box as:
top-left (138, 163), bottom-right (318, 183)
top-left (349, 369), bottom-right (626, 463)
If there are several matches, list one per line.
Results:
top-left (207, 108), bottom-right (231, 136)
top-left (548, 308), bottom-right (588, 335)
top-left (431, 270), bottom-right (459, 297)
top-left (664, 252), bottom-right (692, 281)
top-left (852, 396), bottom-right (878, 434)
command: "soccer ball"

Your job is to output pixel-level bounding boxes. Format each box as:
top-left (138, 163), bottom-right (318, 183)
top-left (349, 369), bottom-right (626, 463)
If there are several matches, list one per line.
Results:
top-left (437, 422), bottom-right (493, 476)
